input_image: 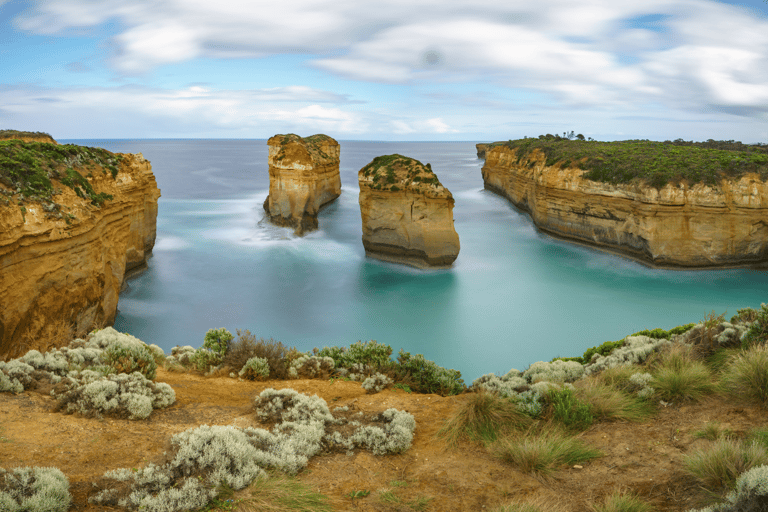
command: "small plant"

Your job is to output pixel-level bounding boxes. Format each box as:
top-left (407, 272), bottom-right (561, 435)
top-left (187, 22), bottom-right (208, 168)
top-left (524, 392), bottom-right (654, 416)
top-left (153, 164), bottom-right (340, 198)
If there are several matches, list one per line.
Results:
top-left (395, 349), bottom-right (464, 396)
top-left (238, 356), bottom-right (270, 380)
top-left (721, 344), bottom-right (768, 406)
top-left (687, 465), bottom-right (768, 512)
top-left (547, 387), bottom-right (593, 431)
top-left (194, 328), bottom-right (234, 372)
top-left (393, 383), bottom-right (412, 393)
top-left (649, 345), bottom-right (716, 402)
top-left (694, 422), bottom-right (733, 442)
top-left (740, 303), bottom-right (768, 349)
top-left (348, 489), bottom-right (370, 500)
top-left (491, 427), bottom-right (602, 476)
top-left (437, 390), bottom-right (532, 446)
top-left (223, 331), bottom-right (290, 379)
top-left (590, 490), bottom-right (653, 512)
top-left (241, 471), bottom-right (335, 511)
top-left (362, 372), bottom-right (392, 394)
top-left (0, 466), bottom-right (71, 512)
top-left (683, 438), bottom-right (768, 492)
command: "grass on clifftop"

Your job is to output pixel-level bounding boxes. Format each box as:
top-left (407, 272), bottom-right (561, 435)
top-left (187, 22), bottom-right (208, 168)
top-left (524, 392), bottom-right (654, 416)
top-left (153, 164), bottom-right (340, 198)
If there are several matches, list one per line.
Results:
top-left (0, 129), bottom-right (56, 143)
top-left (493, 135), bottom-right (768, 189)
top-left (360, 154), bottom-right (442, 192)
top-left (272, 133), bottom-right (337, 163)
top-left (0, 139), bottom-right (120, 214)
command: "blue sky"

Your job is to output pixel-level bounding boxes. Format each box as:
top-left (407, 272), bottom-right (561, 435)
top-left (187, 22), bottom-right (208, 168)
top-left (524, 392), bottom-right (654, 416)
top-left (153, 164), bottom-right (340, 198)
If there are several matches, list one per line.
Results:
top-left (1, 0), bottom-right (767, 141)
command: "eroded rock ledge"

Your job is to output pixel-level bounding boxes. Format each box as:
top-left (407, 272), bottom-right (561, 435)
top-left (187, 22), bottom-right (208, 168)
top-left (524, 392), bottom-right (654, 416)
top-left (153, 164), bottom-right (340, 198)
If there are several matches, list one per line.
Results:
top-left (263, 133), bottom-right (341, 235)
top-left (0, 143), bottom-right (160, 359)
top-left (358, 154), bottom-right (460, 268)
top-left (481, 145), bottom-right (768, 268)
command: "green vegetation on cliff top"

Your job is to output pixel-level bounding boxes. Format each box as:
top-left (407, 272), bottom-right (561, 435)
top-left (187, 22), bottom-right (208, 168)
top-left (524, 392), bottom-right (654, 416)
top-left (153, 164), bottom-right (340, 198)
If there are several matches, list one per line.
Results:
top-left (273, 133), bottom-right (337, 163)
top-left (360, 154), bottom-right (442, 192)
top-left (0, 129), bottom-right (55, 142)
top-left (492, 135), bottom-right (768, 189)
top-left (0, 139), bottom-right (119, 213)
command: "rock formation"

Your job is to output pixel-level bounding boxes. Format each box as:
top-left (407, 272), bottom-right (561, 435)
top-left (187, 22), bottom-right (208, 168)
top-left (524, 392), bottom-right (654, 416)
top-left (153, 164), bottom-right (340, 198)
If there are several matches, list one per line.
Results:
top-left (0, 143), bottom-right (160, 359)
top-left (263, 134), bottom-right (341, 235)
top-left (476, 143), bottom-right (489, 159)
top-left (481, 145), bottom-right (768, 268)
top-left (0, 130), bottom-right (58, 144)
top-left (358, 154), bottom-right (460, 268)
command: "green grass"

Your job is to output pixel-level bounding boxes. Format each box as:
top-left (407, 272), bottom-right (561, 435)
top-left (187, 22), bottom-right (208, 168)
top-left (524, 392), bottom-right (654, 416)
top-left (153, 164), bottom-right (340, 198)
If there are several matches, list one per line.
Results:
top-left (491, 427), bottom-right (602, 476)
top-left (683, 438), bottom-right (768, 492)
top-left (721, 344), bottom-right (768, 406)
top-left (0, 139), bottom-right (119, 208)
top-left (649, 346), bottom-right (717, 402)
top-left (198, 472), bottom-right (336, 512)
top-left (693, 422), bottom-right (733, 441)
top-left (547, 387), bottom-right (593, 431)
top-left (492, 136), bottom-right (768, 189)
top-left (437, 390), bottom-right (532, 445)
top-left (590, 491), bottom-right (654, 512)
top-left (575, 380), bottom-right (654, 422)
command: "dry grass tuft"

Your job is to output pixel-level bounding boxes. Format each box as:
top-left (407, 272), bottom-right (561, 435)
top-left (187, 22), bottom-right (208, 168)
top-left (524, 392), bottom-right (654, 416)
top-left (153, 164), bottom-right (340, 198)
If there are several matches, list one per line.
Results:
top-left (574, 379), bottom-right (653, 422)
top-left (436, 390), bottom-right (532, 446)
top-left (230, 471), bottom-right (339, 512)
top-left (683, 438), bottom-right (768, 492)
top-left (721, 344), bottom-right (768, 407)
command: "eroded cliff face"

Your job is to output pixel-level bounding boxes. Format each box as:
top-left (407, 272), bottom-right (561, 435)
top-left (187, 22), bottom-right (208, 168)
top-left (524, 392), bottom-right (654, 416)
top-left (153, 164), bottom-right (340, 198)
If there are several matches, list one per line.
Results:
top-left (476, 144), bottom-right (489, 159)
top-left (0, 151), bottom-right (160, 359)
top-left (482, 146), bottom-right (768, 268)
top-left (358, 155), bottom-right (460, 268)
top-left (263, 134), bottom-right (341, 235)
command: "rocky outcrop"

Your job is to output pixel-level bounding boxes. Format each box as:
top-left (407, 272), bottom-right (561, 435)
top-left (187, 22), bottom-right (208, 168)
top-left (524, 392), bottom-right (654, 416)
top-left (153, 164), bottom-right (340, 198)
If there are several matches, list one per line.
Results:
top-left (481, 145), bottom-right (768, 268)
top-left (358, 155), bottom-right (460, 268)
top-left (0, 149), bottom-right (160, 359)
top-left (476, 144), bottom-right (489, 159)
top-left (263, 134), bottom-right (341, 235)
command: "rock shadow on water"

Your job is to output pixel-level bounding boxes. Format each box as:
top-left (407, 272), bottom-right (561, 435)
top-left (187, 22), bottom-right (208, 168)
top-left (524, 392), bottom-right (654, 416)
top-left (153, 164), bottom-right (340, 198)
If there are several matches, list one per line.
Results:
top-left (354, 259), bottom-right (458, 298)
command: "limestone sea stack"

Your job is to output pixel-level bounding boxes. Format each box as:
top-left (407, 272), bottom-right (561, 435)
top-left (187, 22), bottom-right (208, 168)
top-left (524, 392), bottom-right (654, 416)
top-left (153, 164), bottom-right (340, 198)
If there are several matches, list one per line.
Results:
top-left (263, 133), bottom-right (341, 235)
top-left (481, 143), bottom-right (768, 268)
top-left (358, 154), bottom-right (460, 268)
top-left (0, 139), bottom-right (160, 359)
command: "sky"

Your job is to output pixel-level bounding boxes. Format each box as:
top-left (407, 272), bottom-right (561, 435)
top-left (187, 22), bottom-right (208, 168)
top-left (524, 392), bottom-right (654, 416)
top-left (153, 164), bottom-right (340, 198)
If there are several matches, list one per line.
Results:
top-left (1, 0), bottom-right (767, 141)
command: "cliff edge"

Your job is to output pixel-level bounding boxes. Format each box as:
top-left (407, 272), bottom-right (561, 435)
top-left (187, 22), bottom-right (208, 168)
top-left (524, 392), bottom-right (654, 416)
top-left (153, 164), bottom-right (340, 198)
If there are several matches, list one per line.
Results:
top-left (481, 141), bottom-right (768, 268)
top-left (0, 139), bottom-right (160, 359)
top-left (263, 133), bottom-right (341, 235)
top-left (358, 154), bottom-right (460, 268)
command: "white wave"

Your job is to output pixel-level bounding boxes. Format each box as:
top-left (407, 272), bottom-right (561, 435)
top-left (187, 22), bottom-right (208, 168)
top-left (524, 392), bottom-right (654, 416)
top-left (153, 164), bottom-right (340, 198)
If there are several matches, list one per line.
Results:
top-left (152, 236), bottom-right (190, 251)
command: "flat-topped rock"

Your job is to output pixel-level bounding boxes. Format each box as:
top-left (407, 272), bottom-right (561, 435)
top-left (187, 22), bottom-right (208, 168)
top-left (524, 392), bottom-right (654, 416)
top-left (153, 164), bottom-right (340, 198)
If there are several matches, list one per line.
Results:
top-left (263, 133), bottom-right (341, 235)
top-left (358, 154), bottom-right (460, 268)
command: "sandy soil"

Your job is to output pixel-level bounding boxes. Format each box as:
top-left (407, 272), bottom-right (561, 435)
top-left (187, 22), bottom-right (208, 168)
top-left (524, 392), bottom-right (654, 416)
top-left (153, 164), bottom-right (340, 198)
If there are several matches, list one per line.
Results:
top-left (1, 367), bottom-right (765, 512)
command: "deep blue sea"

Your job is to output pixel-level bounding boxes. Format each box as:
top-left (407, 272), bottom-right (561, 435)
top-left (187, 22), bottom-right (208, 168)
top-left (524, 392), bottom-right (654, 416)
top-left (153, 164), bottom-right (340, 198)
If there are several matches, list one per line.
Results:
top-left (62, 139), bottom-right (768, 383)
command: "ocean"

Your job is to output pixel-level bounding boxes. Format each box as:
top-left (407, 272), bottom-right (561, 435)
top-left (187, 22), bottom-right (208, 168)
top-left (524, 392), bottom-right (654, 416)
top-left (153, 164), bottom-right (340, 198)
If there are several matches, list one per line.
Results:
top-left (63, 139), bottom-right (768, 383)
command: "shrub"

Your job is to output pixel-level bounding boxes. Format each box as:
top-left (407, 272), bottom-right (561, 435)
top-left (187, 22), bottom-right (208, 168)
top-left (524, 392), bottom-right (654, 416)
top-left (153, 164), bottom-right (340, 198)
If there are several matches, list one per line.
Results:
top-left (362, 373), bottom-right (392, 394)
top-left (167, 345), bottom-right (196, 367)
top-left (437, 390), bottom-right (531, 446)
top-left (684, 438), bottom-right (768, 492)
top-left (288, 355), bottom-right (335, 379)
top-left (741, 304), bottom-right (768, 349)
top-left (103, 341), bottom-right (157, 380)
top-left (224, 331), bottom-right (290, 379)
top-left (348, 409), bottom-right (416, 455)
top-left (547, 387), bottom-right (593, 431)
top-left (395, 350), bottom-right (464, 396)
top-left (254, 388), bottom-right (335, 425)
top-left (491, 427), bottom-right (602, 476)
top-left (585, 336), bottom-right (669, 375)
top-left (582, 340), bottom-right (626, 364)
top-left (732, 307), bottom-right (760, 325)
top-left (524, 360), bottom-right (584, 384)
top-left (687, 465), bottom-right (768, 512)
top-left (473, 370), bottom-right (528, 398)
top-left (721, 344), bottom-right (768, 406)
top-left (53, 370), bottom-right (175, 420)
top-left (0, 466), bottom-right (71, 512)
top-left (239, 356), bottom-right (270, 380)
top-left (315, 340), bottom-right (393, 370)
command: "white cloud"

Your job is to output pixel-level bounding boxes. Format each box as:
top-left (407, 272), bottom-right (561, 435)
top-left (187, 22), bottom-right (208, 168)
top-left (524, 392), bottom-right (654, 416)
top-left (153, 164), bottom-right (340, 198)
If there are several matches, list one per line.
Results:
top-left (7, 0), bottom-right (768, 130)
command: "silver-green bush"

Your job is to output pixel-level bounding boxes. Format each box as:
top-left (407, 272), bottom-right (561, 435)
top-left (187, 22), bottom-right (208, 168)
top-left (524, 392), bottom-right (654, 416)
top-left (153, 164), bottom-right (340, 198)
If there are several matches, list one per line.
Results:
top-left (362, 373), bottom-right (392, 394)
top-left (0, 466), bottom-right (71, 512)
top-left (687, 464), bottom-right (768, 512)
top-left (239, 356), bottom-right (270, 380)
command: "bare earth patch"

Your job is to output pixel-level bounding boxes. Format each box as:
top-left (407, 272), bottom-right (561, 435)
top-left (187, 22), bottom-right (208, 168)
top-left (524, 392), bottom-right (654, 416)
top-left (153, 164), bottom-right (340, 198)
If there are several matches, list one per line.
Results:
top-left (1, 368), bottom-right (765, 511)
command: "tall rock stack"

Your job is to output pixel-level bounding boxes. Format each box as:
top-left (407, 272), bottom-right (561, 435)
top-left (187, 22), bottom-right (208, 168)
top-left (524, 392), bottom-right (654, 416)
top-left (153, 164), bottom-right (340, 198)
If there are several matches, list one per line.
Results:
top-left (263, 134), bottom-right (341, 235)
top-left (358, 154), bottom-right (460, 268)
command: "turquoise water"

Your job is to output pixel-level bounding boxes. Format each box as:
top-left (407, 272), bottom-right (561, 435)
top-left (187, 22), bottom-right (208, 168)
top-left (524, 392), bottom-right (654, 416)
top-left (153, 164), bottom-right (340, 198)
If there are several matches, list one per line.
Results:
top-left (64, 139), bottom-right (768, 383)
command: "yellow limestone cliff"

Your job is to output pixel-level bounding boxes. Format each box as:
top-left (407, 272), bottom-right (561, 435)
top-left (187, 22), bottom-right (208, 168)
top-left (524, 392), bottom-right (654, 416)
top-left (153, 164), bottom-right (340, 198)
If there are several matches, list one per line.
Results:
top-left (0, 145), bottom-right (160, 359)
top-left (263, 133), bottom-right (341, 235)
top-left (481, 145), bottom-right (768, 268)
top-left (358, 154), bottom-right (460, 268)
